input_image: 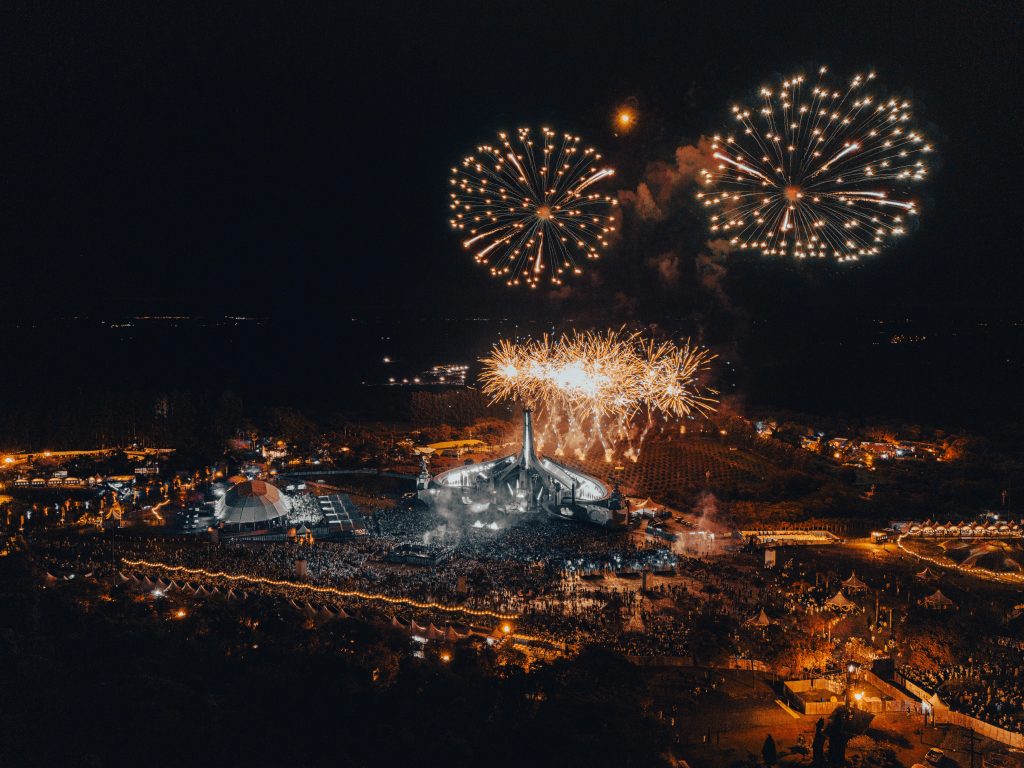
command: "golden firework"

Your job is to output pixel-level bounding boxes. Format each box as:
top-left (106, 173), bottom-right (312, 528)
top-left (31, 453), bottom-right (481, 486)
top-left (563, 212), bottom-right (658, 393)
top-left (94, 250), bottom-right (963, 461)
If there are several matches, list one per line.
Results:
top-left (449, 127), bottom-right (617, 287)
top-left (698, 67), bottom-right (932, 262)
top-left (480, 329), bottom-right (717, 419)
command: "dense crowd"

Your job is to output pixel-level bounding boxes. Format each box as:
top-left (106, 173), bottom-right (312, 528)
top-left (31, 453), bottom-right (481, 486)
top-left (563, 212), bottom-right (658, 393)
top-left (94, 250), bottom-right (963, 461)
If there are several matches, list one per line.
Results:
top-left (28, 505), bottom-right (1024, 741)
top-left (900, 661), bottom-right (1024, 734)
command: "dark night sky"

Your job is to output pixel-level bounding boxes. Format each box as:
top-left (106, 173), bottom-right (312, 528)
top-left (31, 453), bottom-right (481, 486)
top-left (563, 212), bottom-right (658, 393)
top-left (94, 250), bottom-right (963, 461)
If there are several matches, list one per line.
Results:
top-left (1, 1), bottom-right (1021, 324)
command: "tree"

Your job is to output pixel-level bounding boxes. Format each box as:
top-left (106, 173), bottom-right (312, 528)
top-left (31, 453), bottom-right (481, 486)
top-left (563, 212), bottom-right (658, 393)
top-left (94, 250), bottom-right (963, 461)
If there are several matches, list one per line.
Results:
top-left (762, 734), bottom-right (777, 766)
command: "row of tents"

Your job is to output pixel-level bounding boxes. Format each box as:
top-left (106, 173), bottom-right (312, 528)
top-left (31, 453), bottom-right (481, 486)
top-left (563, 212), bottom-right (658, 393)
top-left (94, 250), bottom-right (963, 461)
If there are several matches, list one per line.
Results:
top-left (823, 581), bottom-right (956, 612)
top-left (750, 582), bottom-right (956, 623)
top-left (390, 615), bottom-right (477, 642)
top-left (906, 520), bottom-right (1023, 537)
top-left (43, 571), bottom-right (92, 582)
top-left (287, 599), bottom-right (351, 621)
top-left (108, 571), bottom-right (498, 637)
top-left (114, 571), bottom-right (251, 601)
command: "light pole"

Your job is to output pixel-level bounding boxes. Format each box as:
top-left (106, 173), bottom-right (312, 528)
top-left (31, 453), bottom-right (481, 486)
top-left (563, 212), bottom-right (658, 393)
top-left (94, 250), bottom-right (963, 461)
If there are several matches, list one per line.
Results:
top-left (845, 661), bottom-right (861, 713)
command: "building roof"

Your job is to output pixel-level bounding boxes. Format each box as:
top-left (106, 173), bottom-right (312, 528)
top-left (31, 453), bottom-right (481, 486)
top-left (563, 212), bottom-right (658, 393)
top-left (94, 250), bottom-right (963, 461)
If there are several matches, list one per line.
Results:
top-left (216, 480), bottom-right (290, 526)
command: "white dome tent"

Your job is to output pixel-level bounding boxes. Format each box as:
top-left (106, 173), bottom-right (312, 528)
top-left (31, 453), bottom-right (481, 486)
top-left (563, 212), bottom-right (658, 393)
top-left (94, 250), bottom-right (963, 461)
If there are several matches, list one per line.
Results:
top-left (215, 480), bottom-right (291, 529)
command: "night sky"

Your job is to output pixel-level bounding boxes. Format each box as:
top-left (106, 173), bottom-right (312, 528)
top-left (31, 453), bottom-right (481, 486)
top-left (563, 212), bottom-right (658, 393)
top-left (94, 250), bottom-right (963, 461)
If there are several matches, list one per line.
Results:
top-left (3, 1), bottom-right (1021, 324)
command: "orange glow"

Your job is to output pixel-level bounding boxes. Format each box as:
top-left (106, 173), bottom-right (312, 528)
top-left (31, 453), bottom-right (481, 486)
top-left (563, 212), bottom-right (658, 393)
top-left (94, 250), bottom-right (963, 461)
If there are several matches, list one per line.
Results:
top-left (122, 559), bottom-right (519, 621)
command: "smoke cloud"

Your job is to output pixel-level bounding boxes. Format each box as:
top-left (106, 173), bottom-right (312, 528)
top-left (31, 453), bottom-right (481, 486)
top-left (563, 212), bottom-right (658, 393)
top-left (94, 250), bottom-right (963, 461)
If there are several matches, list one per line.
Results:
top-left (696, 238), bottom-right (733, 307)
top-left (618, 136), bottom-right (743, 312)
top-left (647, 250), bottom-right (681, 285)
top-left (619, 182), bottom-right (663, 222)
top-left (621, 136), bottom-right (716, 217)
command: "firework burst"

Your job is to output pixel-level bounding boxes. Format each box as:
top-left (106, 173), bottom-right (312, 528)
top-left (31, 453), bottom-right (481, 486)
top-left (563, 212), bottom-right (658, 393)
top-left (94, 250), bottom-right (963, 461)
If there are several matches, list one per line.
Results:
top-left (449, 127), bottom-right (618, 287)
top-left (697, 67), bottom-right (932, 262)
top-left (481, 330), bottom-right (717, 462)
top-left (480, 330), bottom-right (717, 420)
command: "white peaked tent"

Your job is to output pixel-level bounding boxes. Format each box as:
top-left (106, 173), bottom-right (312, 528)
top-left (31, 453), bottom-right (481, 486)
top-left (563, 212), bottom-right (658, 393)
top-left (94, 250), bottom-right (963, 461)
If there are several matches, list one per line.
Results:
top-left (916, 567), bottom-right (938, 580)
top-left (842, 572), bottom-right (868, 592)
top-left (825, 591), bottom-right (857, 611)
top-left (746, 608), bottom-right (772, 627)
top-left (215, 480), bottom-right (291, 527)
top-left (445, 625), bottom-right (469, 642)
top-left (923, 589), bottom-right (956, 610)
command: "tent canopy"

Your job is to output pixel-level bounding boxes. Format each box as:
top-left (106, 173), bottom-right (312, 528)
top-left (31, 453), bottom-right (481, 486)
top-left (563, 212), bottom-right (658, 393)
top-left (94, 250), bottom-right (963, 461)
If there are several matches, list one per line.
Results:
top-left (923, 589), bottom-right (955, 608)
top-left (825, 590), bottom-right (857, 609)
top-left (747, 608), bottom-right (772, 627)
top-left (842, 572), bottom-right (868, 591)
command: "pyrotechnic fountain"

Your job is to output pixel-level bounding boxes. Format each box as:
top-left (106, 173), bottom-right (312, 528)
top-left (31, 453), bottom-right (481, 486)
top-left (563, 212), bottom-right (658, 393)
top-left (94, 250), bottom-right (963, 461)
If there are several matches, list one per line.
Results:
top-left (479, 328), bottom-right (717, 462)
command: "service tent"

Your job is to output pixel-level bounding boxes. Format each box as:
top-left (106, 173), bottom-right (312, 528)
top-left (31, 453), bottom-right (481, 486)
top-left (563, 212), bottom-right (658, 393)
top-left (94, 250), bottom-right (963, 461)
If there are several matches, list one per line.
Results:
top-left (842, 572), bottom-right (868, 592)
top-left (923, 589), bottom-right (956, 610)
top-left (746, 608), bottom-right (772, 627)
top-left (825, 591), bottom-right (857, 611)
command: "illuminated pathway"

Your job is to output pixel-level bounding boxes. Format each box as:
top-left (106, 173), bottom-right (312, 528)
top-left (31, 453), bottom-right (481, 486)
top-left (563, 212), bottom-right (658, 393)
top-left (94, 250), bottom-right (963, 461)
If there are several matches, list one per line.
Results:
top-left (895, 534), bottom-right (1024, 586)
top-left (120, 558), bottom-right (520, 621)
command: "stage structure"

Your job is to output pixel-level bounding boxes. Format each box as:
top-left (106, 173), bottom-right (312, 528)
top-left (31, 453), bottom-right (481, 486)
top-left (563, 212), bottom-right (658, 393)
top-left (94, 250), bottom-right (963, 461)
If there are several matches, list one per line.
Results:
top-left (419, 410), bottom-right (627, 528)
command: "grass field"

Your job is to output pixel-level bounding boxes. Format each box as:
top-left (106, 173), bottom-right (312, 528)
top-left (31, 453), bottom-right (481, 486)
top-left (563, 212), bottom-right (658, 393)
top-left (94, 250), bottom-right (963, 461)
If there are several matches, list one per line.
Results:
top-left (571, 438), bottom-right (776, 497)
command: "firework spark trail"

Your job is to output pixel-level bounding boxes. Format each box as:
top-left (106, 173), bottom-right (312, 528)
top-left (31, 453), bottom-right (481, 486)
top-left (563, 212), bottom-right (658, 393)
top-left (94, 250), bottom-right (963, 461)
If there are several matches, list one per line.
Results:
top-left (449, 127), bottom-right (618, 287)
top-left (480, 330), bottom-right (718, 461)
top-left (698, 67), bottom-right (932, 262)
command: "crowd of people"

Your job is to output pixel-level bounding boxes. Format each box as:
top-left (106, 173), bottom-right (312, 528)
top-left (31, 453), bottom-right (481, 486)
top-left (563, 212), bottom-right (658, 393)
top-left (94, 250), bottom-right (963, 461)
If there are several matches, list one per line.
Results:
top-left (900, 660), bottom-right (1024, 734)
top-left (27, 500), bottom-right (1024, 742)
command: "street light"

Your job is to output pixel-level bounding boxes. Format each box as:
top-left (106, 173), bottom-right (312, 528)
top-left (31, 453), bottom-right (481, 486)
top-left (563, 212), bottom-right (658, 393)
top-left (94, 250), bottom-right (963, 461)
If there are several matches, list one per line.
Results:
top-left (845, 662), bottom-right (861, 711)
